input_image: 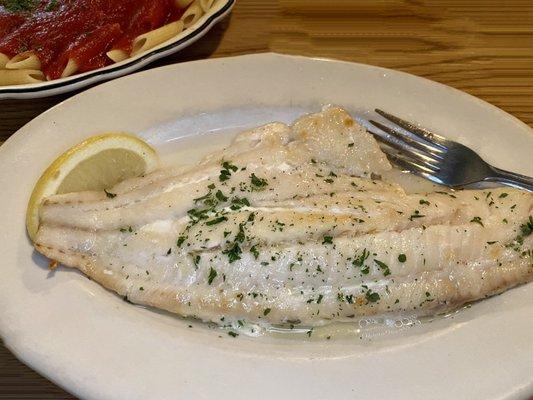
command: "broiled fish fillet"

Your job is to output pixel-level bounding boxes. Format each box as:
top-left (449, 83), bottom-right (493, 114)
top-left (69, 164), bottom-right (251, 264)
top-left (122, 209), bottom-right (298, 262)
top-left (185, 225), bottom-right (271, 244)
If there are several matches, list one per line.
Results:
top-left (34, 106), bottom-right (533, 327)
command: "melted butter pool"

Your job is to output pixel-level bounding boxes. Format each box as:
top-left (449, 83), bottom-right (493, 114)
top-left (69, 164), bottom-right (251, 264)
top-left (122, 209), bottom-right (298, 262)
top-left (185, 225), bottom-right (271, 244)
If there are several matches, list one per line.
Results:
top-left (215, 306), bottom-right (469, 343)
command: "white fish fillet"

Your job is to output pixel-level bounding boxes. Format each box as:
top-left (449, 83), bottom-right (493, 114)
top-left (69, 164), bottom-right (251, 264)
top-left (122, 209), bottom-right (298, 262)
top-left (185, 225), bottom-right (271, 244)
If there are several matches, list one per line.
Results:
top-left (34, 106), bottom-right (533, 327)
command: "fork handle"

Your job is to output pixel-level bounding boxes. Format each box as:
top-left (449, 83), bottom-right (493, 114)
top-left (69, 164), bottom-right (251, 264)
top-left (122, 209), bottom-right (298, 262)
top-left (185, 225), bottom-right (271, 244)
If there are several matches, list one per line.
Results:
top-left (486, 167), bottom-right (533, 192)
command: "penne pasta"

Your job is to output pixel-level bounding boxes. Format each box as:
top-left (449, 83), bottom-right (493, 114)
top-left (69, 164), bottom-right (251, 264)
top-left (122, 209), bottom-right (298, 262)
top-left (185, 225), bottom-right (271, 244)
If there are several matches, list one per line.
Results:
top-left (0, 53), bottom-right (9, 69)
top-left (180, 0), bottom-right (204, 28)
top-left (131, 20), bottom-right (184, 56)
top-left (60, 59), bottom-right (78, 78)
top-left (0, 69), bottom-right (45, 85)
top-left (5, 51), bottom-right (41, 70)
top-left (175, 0), bottom-right (195, 7)
top-left (0, 0), bottom-right (222, 86)
top-left (199, 0), bottom-right (216, 12)
top-left (106, 49), bottom-right (129, 63)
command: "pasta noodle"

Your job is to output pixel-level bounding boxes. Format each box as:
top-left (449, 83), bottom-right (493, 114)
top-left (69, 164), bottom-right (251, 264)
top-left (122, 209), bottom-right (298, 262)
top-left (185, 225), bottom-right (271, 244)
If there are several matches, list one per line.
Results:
top-left (0, 69), bottom-right (45, 85)
top-left (5, 51), bottom-right (41, 70)
top-left (131, 20), bottom-right (184, 56)
top-left (60, 59), bottom-right (78, 78)
top-left (200, 0), bottom-right (216, 12)
top-left (0, 53), bottom-right (9, 69)
top-left (106, 49), bottom-right (129, 63)
top-left (175, 0), bottom-right (195, 7)
top-left (0, 0), bottom-right (221, 86)
top-left (180, 0), bottom-right (204, 28)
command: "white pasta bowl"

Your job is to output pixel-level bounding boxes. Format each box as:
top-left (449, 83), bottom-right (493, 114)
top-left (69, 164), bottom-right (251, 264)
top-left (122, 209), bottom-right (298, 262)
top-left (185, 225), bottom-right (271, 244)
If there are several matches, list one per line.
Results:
top-left (0, 0), bottom-right (234, 99)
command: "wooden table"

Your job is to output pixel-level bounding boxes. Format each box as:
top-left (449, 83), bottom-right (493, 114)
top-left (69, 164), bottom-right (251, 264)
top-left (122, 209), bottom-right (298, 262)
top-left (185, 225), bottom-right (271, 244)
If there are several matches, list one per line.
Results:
top-left (1, 1), bottom-right (532, 398)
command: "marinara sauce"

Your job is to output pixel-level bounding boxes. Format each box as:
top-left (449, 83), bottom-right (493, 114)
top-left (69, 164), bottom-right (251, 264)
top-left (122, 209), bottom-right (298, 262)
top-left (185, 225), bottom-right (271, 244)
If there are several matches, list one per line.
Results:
top-left (0, 0), bottom-right (185, 79)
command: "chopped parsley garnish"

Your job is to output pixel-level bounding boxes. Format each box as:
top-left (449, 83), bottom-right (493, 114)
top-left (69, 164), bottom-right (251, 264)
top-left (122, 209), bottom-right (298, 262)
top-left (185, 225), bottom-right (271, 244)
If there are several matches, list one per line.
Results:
top-left (274, 220), bottom-right (285, 231)
top-left (223, 243), bottom-right (242, 263)
top-left (374, 259), bottom-right (391, 276)
top-left (120, 226), bottom-right (133, 233)
top-left (219, 169), bottom-right (231, 181)
top-left (250, 173), bottom-right (268, 190)
top-left (187, 207), bottom-right (210, 222)
top-left (409, 210), bottom-right (425, 220)
top-left (250, 245), bottom-right (259, 259)
top-left (520, 216), bottom-right (533, 236)
top-left (215, 190), bottom-right (228, 202)
top-left (104, 189), bottom-right (116, 198)
top-left (499, 193), bottom-right (508, 198)
top-left (193, 254), bottom-right (201, 267)
top-left (222, 161), bottom-right (238, 172)
top-left (177, 236), bottom-right (186, 247)
top-left (263, 308), bottom-right (271, 316)
top-left (193, 191), bottom-right (212, 204)
top-left (419, 199), bottom-right (430, 205)
top-left (506, 217), bottom-right (532, 253)
top-left (3, 0), bottom-right (38, 12)
top-left (227, 331), bottom-right (238, 338)
top-left (207, 267), bottom-right (217, 285)
top-left (205, 216), bottom-right (228, 226)
top-left (398, 253), bottom-right (407, 263)
top-left (322, 235), bottom-right (333, 244)
top-left (470, 216), bottom-right (484, 227)
top-left (365, 290), bottom-right (380, 303)
top-left (348, 143), bottom-right (355, 148)
top-left (317, 294), bottom-right (324, 304)
top-left (166, 248), bottom-right (172, 255)
top-left (235, 223), bottom-right (246, 243)
top-left (230, 197), bottom-right (250, 210)
top-left (353, 248), bottom-right (369, 266)
top-left (219, 161), bottom-right (238, 182)
top-left (435, 191), bottom-right (457, 198)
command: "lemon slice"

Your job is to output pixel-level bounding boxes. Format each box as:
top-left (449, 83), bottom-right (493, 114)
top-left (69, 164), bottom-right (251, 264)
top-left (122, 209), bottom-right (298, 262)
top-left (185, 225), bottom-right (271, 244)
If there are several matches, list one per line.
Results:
top-left (26, 133), bottom-right (159, 241)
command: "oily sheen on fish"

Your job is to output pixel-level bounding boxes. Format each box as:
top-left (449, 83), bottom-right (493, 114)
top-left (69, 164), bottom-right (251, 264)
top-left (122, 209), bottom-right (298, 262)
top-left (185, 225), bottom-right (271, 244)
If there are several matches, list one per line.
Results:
top-left (34, 106), bottom-right (533, 327)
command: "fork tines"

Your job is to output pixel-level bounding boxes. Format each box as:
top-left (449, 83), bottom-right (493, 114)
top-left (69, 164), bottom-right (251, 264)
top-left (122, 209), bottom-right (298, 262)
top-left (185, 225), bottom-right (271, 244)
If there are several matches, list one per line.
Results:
top-left (368, 109), bottom-right (447, 180)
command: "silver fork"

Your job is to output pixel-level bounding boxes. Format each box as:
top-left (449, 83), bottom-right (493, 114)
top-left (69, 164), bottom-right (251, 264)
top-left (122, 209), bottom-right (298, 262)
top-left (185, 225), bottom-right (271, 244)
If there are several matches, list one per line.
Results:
top-left (367, 109), bottom-right (533, 192)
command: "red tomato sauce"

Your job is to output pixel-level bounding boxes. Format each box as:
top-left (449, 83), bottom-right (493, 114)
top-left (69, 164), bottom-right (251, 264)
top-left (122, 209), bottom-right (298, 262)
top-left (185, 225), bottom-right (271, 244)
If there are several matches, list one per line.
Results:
top-left (0, 0), bottom-right (185, 79)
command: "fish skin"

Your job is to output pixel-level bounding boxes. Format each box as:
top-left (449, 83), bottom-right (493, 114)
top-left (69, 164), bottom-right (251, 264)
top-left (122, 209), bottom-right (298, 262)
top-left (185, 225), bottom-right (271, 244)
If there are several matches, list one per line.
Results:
top-left (34, 106), bottom-right (533, 327)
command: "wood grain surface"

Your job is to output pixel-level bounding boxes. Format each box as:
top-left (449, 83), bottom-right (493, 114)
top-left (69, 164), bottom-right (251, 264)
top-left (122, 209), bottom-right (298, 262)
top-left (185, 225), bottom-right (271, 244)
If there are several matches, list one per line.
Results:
top-left (1, 1), bottom-right (533, 398)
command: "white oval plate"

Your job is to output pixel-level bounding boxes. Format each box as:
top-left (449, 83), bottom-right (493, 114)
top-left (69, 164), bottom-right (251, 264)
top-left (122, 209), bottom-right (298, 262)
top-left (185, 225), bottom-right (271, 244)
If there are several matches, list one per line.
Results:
top-left (0, 0), bottom-right (234, 99)
top-left (0, 53), bottom-right (532, 400)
